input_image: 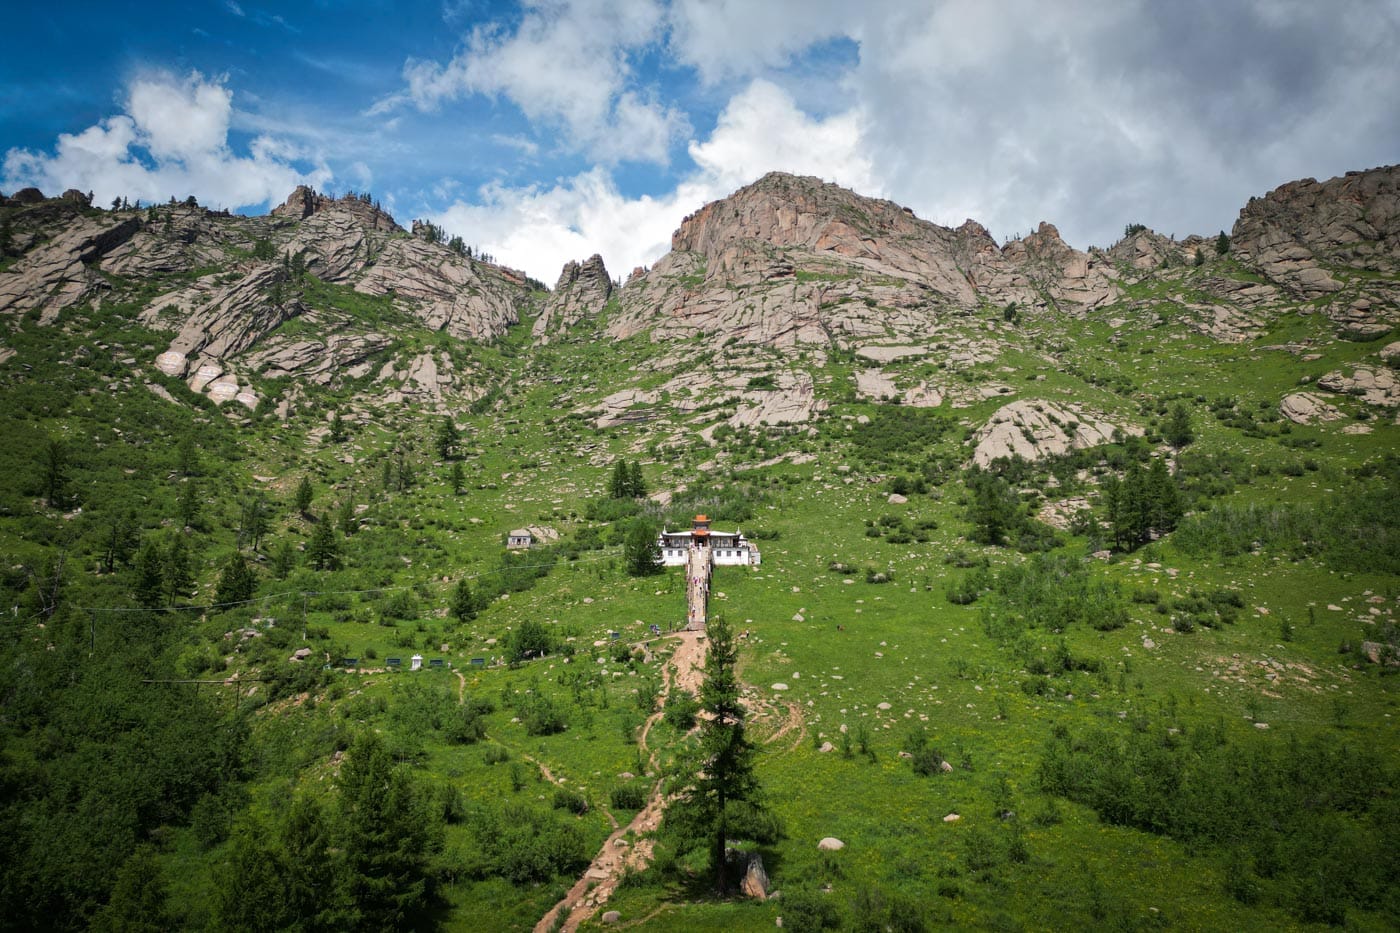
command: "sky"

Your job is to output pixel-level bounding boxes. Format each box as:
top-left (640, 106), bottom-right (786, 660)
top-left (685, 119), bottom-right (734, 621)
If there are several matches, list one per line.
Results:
top-left (3, 1), bottom-right (1398, 284)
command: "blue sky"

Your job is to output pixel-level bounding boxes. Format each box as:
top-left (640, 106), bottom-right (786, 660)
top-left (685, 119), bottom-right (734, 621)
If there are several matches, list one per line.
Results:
top-left (4, 1), bottom-right (1398, 282)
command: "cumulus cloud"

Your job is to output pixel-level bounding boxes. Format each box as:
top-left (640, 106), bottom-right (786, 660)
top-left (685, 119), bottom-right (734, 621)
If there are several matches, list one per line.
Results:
top-left (432, 79), bottom-right (872, 282)
top-left (3, 71), bottom-right (329, 209)
top-left (846, 0), bottom-right (1400, 246)
top-left (377, 0), bottom-right (686, 164)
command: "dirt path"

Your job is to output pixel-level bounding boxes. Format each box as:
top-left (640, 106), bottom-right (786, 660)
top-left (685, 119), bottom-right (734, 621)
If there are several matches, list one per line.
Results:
top-left (765, 700), bottom-right (805, 751)
top-left (535, 630), bottom-right (707, 933)
top-left (454, 669), bottom-right (466, 703)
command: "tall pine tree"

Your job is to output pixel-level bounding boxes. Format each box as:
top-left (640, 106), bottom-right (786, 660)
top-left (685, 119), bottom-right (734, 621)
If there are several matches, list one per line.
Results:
top-left (669, 615), bottom-right (768, 893)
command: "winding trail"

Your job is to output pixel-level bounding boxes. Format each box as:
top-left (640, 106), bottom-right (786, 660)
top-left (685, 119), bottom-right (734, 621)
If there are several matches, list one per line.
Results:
top-left (534, 630), bottom-right (708, 933)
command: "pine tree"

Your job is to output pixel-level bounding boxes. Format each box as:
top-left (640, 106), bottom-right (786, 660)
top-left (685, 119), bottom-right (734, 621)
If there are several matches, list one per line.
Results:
top-left (295, 475), bottom-right (314, 515)
top-left (270, 538), bottom-right (297, 580)
top-left (329, 410), bottom-right (347, 443)
top-left (42, 437), bottom-right (69, 509)
top-left (307, 514), bottom-right (340, 571)
top-left (177, 480), bottom-right (201, 529)
top-left (101, 510), bottom-right (139, 574)
top-left (670, 615), bottom-right (766, 893)
top-left (91, 846), bottom-right (171, 933)
top-left (450, 461), bottom-right (465, 495)
top-left (1145, 457), bottom-right (1183, 538)
top-left (132, 539), bottom-right (164, 610)
top-left (337, 732), bottom-right (441, 929)
top-left (966, 469), bottom-right (1020, 546)
top-left (163, 534), bottom-right (193, 607)
top-left (215, 553), bottom-right (257, 605)
top-left (176, 433), bottom-right (199, 476)
top-left (627, 461), bottom-right (647, 498)
top-left (435, 416), bottom-right (459, 461)
top-left (1164, 402), bottom-right (1194, 448)
top-left (608, 460), bottom-right (630, 499)
top-left (337, 497), bottom-right (357, 537)
top-left (1215, 231), bottom-right (1231, 255)
top-left (238, 492), bottom-right (270, 552)
top-left (450, 578), bottom-right (477, 621)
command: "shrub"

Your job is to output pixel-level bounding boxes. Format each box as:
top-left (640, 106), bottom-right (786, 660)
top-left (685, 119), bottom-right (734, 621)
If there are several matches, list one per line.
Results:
top-left (664, 689), bottom-right (700, 730)
top-left (552, 787), bottom-right (589, 815)
top-left (610, 783), bottom-right (647, 810)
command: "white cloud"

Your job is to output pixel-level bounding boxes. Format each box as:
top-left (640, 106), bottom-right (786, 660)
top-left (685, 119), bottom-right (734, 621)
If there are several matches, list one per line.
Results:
top-left (432, 79), bottom-right (872, 282)
top-left (666, 0), bottom-right (858, 83)
top-left (378, 0), bottom-right (686, 164)
top-left (3, 71), bottom-right (330, 210)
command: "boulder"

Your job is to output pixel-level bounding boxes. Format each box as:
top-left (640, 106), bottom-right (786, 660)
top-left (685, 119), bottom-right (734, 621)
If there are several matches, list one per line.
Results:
top-left (1279, 392), bottom-right (1344, 424)
top-left (817, 837), bottom-right (845, 851)
top-left (971, 399), bottom-right (1135, 468)
top-left (741, 853), bottom-right (770, 900)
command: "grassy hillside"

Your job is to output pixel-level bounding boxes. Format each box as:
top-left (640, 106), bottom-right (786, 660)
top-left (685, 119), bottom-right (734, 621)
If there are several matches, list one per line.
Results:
top-left (1, 207), bottom-right (1397, 932)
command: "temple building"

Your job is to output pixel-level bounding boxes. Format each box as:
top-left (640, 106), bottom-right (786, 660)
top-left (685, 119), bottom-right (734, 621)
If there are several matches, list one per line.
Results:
top-left (656, 515), bottom-right (761, 567)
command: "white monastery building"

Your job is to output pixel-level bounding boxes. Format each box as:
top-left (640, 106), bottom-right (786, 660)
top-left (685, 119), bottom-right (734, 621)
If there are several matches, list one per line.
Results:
top-left (657, 515), bottom-right (761, 567)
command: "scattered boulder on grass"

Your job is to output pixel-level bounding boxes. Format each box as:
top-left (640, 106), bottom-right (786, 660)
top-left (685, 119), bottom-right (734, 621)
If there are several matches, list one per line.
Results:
top-left (742, 853), bottom-right (770, 900)
top-left (818, 837), bottom-right (845, 851)
top-left (601, 910), bottom-right (621, 924)
top-left (1280, 391), bottom-right (1344, 424)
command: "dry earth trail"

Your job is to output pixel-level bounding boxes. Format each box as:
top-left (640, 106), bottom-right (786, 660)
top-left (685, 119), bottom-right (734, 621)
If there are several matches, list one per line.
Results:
top-left (534, 630), bottom-right (708, 933)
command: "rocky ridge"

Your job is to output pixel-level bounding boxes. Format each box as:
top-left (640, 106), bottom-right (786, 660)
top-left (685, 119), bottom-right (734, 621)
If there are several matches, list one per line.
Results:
top-left (1231, 165), bottom-right (1400, 337)
top-left (0, 187), bottom-right (537, 410)
top-left (533, 254), bottom-right (613, 344)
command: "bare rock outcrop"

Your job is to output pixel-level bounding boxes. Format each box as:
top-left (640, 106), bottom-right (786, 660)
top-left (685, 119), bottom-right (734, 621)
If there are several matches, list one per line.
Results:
top-left (1231, 165), bottom-right (1400, 334)
top-left (607, 173), bottom-right (1122, 349)
top-left (0, 215), bottom-right (142, 320)
top-left (355, 236), bottom-right (522, 341)
top-left (1105, 228), bottom-right (1187, 271)
top-left (272, 185), bottom-right (400, 233)
top-left (143, 264), bottom-right (298, 360)
top-left (1317, 365), bottom-right (1400, 407)
top-left (1279, 392), bottom-right (1345, 424)
top-left (533, 253), bottom-right (613, 343)
top-left (972, 399), bottom-right (1135, 468)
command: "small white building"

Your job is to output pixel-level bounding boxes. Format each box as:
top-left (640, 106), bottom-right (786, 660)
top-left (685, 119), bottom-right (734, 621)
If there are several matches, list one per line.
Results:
top-left (410, 654), bottom-right (423, 671)
top-left (506, 529), bottom-right (533, 549)
top-left (657, 515), bottom-right (761, 567)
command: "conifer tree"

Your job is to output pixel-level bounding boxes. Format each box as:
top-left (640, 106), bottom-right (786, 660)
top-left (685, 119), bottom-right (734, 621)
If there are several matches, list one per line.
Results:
top-left (436, 416), bottom-right (459, 461)
top-left (42, 437), bottom-right (69, 509)
top-left (307, 514), bottom-right (340, 571)
top-left (627, 461), bottom-right (647, 498)
top-left (1164, 402), bottom-right (1194, 448)
top-left (177, 480), bottom-right (201, 530)
top-left (608, 460), bottom-right (631, 499)
top-left (337, 732), bottom-right (441, 928)
top-left (450, 578), bottom-right (477, 621)
top-left (132, 539), bottom-right (164, 610)
top-left (670, 615), bottom-right (766, 893)
top-left (215, 553), bottom-right (257, 605)
top-left (295, 475), bottom-right (314, 515)
top-left (163, 534), bottom-right (193, 607)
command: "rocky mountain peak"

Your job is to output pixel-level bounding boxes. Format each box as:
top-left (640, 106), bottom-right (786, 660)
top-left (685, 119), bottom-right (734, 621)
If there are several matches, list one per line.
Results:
top-left (1229, 164), bottom-right (1399, 336)
top-left (272, 185), bottom-right (401, 233)
top-left (534, 253), bottom-right (613, 344)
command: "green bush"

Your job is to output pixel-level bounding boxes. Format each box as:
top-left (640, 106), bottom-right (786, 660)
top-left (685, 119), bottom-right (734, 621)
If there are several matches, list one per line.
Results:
top-left (610, 783), bottom-right (647, 810)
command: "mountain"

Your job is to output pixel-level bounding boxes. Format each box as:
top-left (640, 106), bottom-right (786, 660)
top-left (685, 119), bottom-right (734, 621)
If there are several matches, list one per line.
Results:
top-left (1, 165), bottom-right (1397, 932)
